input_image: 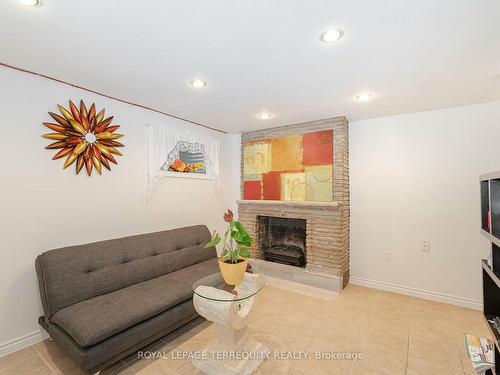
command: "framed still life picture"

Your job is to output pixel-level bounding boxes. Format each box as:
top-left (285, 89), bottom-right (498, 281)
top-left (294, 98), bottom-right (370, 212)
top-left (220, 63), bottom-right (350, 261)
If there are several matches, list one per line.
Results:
top-left (161, 140), bottom-right (208, 176)
top-left (146, 124), bottom-right (220, 199)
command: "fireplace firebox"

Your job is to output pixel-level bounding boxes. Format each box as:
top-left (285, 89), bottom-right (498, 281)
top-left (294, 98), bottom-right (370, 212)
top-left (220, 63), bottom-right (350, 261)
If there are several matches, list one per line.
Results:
top-left (258, 216), bottom-right (306, 268)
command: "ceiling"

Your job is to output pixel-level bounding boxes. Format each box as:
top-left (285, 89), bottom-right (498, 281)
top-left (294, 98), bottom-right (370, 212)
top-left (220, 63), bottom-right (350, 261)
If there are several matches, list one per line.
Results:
top-left (1, 0), bottom-right (500, 133)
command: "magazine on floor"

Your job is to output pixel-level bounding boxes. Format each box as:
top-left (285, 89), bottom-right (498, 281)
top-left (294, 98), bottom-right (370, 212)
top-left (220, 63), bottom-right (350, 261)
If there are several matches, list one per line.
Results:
top-left (465, 334), bottom-right (495, 374)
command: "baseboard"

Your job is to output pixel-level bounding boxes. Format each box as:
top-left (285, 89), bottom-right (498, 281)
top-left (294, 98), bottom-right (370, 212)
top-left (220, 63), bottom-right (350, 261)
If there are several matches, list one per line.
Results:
top-left (349, 276), bottom-right (483, 311)
top-left (0, 330), bottom-right (47, 358)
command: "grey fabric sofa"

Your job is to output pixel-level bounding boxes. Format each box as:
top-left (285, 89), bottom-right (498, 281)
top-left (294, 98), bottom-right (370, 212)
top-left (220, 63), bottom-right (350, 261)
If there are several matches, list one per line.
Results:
top-left (35, 225), bottom-right (218, 374)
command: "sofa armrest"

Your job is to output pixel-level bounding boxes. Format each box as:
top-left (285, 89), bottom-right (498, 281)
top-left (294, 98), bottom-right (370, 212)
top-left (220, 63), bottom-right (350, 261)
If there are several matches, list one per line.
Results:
top-left (35, 255), bottom-right (51, 326)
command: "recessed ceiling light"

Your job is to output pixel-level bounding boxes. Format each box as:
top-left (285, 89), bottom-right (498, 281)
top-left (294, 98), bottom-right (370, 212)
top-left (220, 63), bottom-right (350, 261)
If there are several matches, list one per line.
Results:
top-left (257, 112), bottom-right (273, 120)
top-left (190, 79), bottom-right (206, 88)
top-left (355, 92), bottom-right (374, 102)
top-left (17, 0), bottom-right (40, 6)
top-left (320, 28), bottom-right (343, 43)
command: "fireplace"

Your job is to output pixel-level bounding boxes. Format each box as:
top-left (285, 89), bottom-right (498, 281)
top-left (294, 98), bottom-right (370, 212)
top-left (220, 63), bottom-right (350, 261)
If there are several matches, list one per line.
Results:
top-left (238, 116), bottom-right (350, 287)
top-left (258, 216), bottom-right (306, 268)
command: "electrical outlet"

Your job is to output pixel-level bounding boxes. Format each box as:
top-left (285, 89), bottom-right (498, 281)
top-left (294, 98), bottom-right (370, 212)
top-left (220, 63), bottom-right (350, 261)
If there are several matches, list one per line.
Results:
top-left (385, 251), bottom-right (393, 261)
top-left (421, 240), bottom-right (430, 252)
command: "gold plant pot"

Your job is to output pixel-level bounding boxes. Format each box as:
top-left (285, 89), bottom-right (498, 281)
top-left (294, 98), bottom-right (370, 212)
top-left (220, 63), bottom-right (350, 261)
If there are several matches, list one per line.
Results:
top-left (218, 257), bottom-right (248, 285)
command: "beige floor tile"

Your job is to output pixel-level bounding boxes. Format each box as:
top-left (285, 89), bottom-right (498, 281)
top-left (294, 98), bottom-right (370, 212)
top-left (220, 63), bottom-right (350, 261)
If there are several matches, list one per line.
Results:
top-left (331, 299), bottom-right (375, 319)
top-left (319, 314), bottom-right (368, 339)
top-left (0, 346), bottom-right (38, 371)
top-left (0, 355), bottom-right (53, 375)
top-left (448, 306), bottom-right (483, 322)
top-left (347, 361), bottom-right (395, 375)
top-left (411, 297), bottom-right (451, 310)
top-left (453, 319), bottom-right (492, 340)
top-left (253, 357), bottom-right (294, 375)
top-left (411, 299), bottom-right (452, 322)
top-left (259, 286), bottom-right (306, 306)
top-left (35, 339), bottom-right (76, 372)
top-left (56, 363), bottom-right (91, 374)
top-left (305, 335), bottom-right (360, 375)
top-left (291, 356), bottom-right (351, 375)
top-left (354, 337), bottom-right (407, 375)
top-left (170, 361), bottom-right (206, 374)
top-left (308, 334), bottom-right (362, 359)
top-left (336, 292), bottom-right (379, 307)
top-left (406, 355), bottom-right (464, 375)
top-left (342, 284), bottom-right (381, 296)
top-left (377, 290), bottom-right (414, 304)
top-left (409, 334), bottom-right (462, 370)
top-left (364, 323), bottom-right (409, 353)
top-left (411, 310), bottom-right (452, 322)
top-left (367, 311), bottom-right (411, 332)
top-left (252, 327), bottom-right (311, 353)
top-left (372, 299), bottom-right (411, 318)
top-left (249, 315), bottom-right (316, 350)
top-left (410, 316), bottom-right (457, 345)
top-left (458, 347), bottom-right (477, 375)
top-left (252, 331), bottom-right (304, 374)
top-left (274, 295), bottom-right (335, 320)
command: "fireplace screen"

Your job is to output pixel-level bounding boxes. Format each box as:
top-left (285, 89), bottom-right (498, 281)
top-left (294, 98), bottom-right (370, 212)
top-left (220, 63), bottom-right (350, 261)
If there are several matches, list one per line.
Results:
top-left (258, 216), bottom-right (306, 268)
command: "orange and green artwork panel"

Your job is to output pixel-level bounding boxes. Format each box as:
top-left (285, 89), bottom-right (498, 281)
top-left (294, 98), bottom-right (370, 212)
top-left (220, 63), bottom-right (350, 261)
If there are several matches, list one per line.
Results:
top-left (262, 171), bottom-right (281, 200)
top-left (243, 140), bottom-right (271, 174)
top-left (281, 172), bottom-right (306, 201)
top-left (305, 165), bottom-right (333, 201)
top-left (242, 130), bottom-right (333, 202)
top-left (271, 135), bottom-right (303, 171)
top-left (303, 129), bottom-right (333, 166)
top-left (243, 180), bottom-right (262, 200)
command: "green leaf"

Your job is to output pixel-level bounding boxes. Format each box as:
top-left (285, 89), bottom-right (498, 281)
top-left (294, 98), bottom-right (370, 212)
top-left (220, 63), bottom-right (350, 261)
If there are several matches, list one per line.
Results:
top-left (204, 231), bottom-right (221, 248)
top-left (239, 247), bottom-right (250, 258)
top-left (221, 249), bottom-right (230, 261)
top-left (231, 221), bottom-right (253, 247)
top-left (230, 249), bottom-right (239, 263)
top-left (233, 221), bottom-right (247, 234)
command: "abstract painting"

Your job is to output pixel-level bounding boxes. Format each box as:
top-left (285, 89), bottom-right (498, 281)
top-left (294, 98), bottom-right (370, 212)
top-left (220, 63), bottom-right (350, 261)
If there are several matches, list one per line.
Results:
top-left (242, 129), bottom-right (333, 202)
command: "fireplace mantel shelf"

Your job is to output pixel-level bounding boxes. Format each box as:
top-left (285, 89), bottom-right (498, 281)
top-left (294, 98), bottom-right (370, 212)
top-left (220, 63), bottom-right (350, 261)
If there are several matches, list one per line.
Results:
top-left (237, 199), bottom-right (341, 209)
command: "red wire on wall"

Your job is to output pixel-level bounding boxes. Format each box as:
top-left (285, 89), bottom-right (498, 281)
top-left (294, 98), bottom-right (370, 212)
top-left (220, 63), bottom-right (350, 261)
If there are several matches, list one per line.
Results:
top-left (0, 61), bottom-right (227, 134)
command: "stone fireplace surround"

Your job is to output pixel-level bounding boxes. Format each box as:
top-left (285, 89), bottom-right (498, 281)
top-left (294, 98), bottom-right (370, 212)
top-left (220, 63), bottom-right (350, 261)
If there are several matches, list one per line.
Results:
top-left (238, 117), bottom-right (350, 288)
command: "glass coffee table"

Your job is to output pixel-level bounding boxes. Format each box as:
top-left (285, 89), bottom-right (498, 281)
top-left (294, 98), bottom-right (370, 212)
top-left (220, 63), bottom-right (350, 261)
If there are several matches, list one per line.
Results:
top-left (192, 272), bottom-right (267, 375)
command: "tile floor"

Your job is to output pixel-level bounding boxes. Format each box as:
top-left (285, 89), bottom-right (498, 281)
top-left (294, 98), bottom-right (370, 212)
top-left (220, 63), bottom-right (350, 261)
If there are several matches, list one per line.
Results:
top-left (0, 284), bottom-right (492, 375)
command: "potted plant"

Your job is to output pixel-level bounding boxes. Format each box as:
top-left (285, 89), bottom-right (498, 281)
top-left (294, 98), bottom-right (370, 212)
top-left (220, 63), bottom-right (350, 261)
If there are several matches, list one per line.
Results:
top-left (205, 209), bottom-right (253, 285)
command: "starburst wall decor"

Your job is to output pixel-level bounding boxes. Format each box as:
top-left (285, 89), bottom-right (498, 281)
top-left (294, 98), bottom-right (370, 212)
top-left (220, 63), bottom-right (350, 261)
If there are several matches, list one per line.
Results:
top-left (42, 100), bottom-right (124, 176)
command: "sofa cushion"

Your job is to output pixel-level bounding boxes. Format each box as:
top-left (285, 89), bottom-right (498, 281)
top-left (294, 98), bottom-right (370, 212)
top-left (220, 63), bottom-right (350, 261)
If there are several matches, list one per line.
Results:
top-left (164, 258), bottom-right (220, 285)
top-left (50, 274), bottom-right (192, 347)
top-left (48, 300), bottom-right (198, 372)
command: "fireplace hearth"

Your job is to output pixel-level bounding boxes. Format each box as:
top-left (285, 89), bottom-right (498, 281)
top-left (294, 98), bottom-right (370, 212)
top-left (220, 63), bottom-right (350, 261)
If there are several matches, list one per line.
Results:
top-left (258, 216), bottom-right (306, 268)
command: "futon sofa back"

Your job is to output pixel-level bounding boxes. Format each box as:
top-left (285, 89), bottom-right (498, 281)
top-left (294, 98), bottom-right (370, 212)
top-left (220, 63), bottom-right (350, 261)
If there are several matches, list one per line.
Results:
top-left (35, 225), bottom-right (215, 320)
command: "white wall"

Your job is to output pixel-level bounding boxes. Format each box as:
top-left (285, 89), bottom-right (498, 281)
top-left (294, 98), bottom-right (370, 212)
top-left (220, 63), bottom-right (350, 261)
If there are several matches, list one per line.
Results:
top-left (0, 67), bottom-right (239, 353)
top-left (230, 133), bottom-right (242, 211)
top-left (350, 100), bottom-right (500, 308)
